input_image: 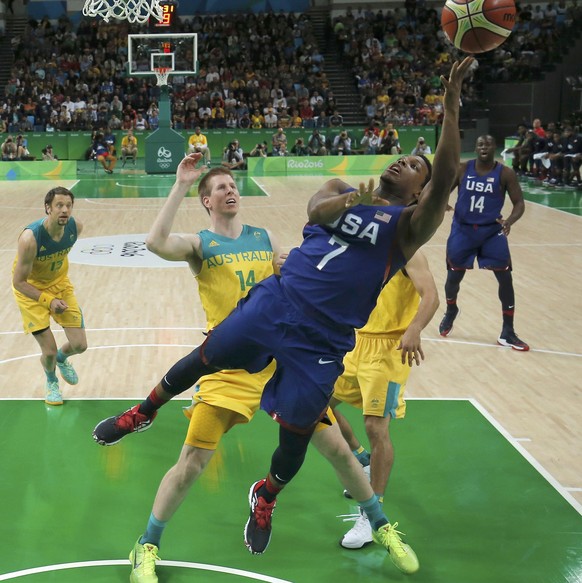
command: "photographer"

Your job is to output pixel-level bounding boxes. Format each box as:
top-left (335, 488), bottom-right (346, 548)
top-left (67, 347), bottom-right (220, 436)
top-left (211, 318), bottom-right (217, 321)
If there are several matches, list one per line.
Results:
top-left (290, 137), bottom-right (309, 156)
top-left (378, 130), bottom-right (402, 155)
top-left (42, 144), bottom-right (58, 161)
top-left (1, 135), bottom-right (18, 160)
top-left (411, 136), bottom-right (432, 155)
top-left (361, 127), bottom-right (380, 155)
top-left (331, 130), bottom-right (352, 156)
top-left (221, 140), bottom-right (246, 170)
top-left (307, 129), bottom-right (327, 155)
top-left (250, 142), bottom-right (268, 157)
top-left (16, 135), bottom-right (35, 160)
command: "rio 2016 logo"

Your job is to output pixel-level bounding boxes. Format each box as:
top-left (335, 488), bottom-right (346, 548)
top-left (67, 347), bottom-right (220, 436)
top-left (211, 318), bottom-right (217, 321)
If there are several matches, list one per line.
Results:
top-left (157, 146), bottom-right (172, 169)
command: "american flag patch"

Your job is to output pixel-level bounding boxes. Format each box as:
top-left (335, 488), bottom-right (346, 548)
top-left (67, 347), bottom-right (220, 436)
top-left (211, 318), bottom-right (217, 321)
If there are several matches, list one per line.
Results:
top-left (374, 210), bottom-right (392, 223)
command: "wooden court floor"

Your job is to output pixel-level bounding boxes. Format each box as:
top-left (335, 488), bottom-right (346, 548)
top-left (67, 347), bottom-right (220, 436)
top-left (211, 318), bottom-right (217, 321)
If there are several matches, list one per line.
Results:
top-left (0, 172), bottom-right (581, 582)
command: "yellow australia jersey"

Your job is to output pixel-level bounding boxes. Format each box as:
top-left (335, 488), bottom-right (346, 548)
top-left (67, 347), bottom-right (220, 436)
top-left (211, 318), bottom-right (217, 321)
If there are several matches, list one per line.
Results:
top-left (358, 269), bottom-right (420, 337)
top-left (189, 133), bottom-right (208, 148)
top-left (12, 217), bottom-right (77, 290)
top-left (121, 135), bottom-right (137, 147)
top-left (197, 225), bottom-right (274, 330)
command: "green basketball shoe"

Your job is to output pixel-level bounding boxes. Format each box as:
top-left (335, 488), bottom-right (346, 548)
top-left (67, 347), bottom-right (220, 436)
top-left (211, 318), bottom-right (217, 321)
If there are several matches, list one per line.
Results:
top-left (57, 358), bottom-right (78, 385)
top-left (372, 522), bottom-right (420, 574)
top-left (45, 380), bottom-right (63, 406)
top-left (129, 539), bottom-right (160, 583)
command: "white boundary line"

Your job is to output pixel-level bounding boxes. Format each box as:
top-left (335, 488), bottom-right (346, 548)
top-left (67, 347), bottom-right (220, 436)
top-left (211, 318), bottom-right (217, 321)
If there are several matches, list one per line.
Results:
top-left (2, 329), bottom-right (580, 359)
top-left (249, 176), bottom-right (272, 196)
top-left (0, 560), bottom-right (292, 582)
top-left (468, 398), bottom-right (582, 515)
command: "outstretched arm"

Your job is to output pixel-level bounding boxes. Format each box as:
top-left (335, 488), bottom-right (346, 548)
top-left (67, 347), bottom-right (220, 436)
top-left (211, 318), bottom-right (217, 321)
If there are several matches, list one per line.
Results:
top-left (402, 57), bottom-right (475, 256)
top-left (146, 153), bottom-right (204, 265)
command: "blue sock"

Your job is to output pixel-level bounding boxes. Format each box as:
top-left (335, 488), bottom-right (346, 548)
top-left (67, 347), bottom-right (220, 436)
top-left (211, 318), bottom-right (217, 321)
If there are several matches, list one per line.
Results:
top-left (359, 495), bottom-right (389, 531)
top-left (353, 446), bottom-right (370, 467)
top-left (44, 369), bottom-right (58, 382)
top-left (139, 512), bottom-right (167, 548)
top-left (56, 349), bottom-right (67, 364)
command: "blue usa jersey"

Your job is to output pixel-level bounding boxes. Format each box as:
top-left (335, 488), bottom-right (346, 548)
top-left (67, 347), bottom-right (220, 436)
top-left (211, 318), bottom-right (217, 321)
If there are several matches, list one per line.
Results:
top-left (454, 160), bottom-right (504, 225)
top-left (281, 204), bottom-right (406, 329)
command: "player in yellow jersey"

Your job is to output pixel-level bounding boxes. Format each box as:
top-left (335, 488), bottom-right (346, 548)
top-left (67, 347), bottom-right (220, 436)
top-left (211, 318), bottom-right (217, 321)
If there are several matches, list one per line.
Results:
top-left (12, 186), bottom-right (87, 406)
top-left (187, 126), bottom-right (211, 166)
top-left (122, 154), bottom-right (419, 582)
top-left (121, 128), bottom-right (138, 166)
top-left (331, 250), bottom-right (439, 549)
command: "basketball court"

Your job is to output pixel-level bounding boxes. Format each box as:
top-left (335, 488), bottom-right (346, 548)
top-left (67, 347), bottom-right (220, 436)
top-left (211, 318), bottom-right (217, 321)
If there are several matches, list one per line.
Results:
top-left (1, 169), bottom-right (581, 582)
top-left (2, 1), bottom-right (581, 579)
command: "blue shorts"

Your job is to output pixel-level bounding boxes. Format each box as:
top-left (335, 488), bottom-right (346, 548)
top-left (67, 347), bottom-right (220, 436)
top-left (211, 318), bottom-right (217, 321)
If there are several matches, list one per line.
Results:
top-left (201, 276), bottom-right (354, 431)
top-left (446, 221), bottom-right (511, 270)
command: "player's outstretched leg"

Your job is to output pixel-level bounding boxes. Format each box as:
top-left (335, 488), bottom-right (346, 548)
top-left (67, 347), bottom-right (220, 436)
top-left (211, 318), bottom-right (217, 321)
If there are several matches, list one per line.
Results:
top-left (129, 538), bottom-right (160, 583)
top-left (343, 462), bottom-right (371, 499)
top-left (244, 479), bottom-right (277, 554)
top-left (373, 521), bottom-right (420, 574)
top-left (93, 404), bottom-right (157, 446)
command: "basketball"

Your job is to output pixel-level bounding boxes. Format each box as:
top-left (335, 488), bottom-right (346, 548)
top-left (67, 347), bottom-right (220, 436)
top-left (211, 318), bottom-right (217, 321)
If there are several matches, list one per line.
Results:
top-left (441, 0), bottom-right (516, 53)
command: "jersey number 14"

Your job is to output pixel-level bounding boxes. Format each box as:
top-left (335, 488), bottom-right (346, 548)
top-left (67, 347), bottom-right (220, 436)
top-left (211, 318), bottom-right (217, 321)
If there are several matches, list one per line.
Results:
top-left (469, 195), bottom-right (485, 213)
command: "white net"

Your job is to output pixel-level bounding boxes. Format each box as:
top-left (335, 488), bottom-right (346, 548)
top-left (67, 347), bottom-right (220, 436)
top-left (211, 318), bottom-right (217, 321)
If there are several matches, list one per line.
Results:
top-left (82, 0), bottom-right (163, 24)
top-left (154, 68), bottom-right (170, 87)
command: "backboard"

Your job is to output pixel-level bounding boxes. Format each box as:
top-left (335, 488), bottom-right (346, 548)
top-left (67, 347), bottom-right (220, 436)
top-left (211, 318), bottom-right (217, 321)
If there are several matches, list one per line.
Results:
top-left (127, 33), bottom-right (198, 77)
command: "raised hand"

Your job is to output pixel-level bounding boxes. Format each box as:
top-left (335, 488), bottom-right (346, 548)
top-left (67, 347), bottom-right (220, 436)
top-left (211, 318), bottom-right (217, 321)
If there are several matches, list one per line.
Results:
top-left (176, 152), bottom-right (206, 186)
top-left (440, 56), bottom-right (476, 99)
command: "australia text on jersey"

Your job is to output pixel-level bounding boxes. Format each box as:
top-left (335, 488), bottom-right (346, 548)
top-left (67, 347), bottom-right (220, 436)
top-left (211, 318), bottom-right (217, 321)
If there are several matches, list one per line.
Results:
top-left (205, 250), bottom-right (273, 268)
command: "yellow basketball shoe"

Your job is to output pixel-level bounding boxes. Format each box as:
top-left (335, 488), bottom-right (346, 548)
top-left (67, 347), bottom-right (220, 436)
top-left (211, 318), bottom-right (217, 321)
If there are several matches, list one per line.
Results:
top-left (129, 539), bottom-right (160, 583)
top-left (372, 522), bottom-right (419, 574)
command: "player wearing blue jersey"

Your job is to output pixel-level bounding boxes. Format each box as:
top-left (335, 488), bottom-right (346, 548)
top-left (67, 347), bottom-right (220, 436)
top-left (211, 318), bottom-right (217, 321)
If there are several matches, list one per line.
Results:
top-left (12, 187), bottom-right (86, 405)
top-left (439, 135), bottom-right (529, 350)
top-left (114, 161), bottom-right (425, 581)
top-left (93, 58), bottom-right (474, 568)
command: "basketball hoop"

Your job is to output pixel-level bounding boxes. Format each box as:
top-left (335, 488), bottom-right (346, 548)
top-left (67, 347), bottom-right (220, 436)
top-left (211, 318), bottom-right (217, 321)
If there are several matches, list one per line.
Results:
top-left (153, 67), bottom-right (171, 87)
top-left (82, 0), bottom-right (164, 24)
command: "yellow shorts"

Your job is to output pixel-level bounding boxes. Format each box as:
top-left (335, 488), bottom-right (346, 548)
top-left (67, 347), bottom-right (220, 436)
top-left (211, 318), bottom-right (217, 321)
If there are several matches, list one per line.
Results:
top-left (13, 278), bottom-right (84, 334)
top-left (333, 335), bottom-right (410, 419)
top-left (184, 362), bottom-right (336, 449)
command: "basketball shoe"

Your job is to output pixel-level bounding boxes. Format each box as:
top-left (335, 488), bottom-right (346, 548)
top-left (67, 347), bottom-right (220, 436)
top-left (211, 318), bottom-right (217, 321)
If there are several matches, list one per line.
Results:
top-left (129, 538), bottom-right (160, 583)
top-left (45, 380), bottom-right (63, 406)
top-left (339, 508), bottom-right (373, 549)
top-left (93, 404), bottom-right (157, 445)
top-left (244, 479), bottom-right (277, 554)
top-left (438, 305), bottom-right (460, 337)
top-left (373, 522), bottom-right (420, 574)
top-left (497, 329), bottom-right (530, 351)
top-left (343, 463), bottom-right (371, 499)
top-left (56, 358), bottom-right (78, 385)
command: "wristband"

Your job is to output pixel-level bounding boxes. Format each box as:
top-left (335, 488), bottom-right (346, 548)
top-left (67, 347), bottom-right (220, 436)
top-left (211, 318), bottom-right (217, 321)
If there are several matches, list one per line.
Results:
top-left (39, 292), bottom-right (55, 309)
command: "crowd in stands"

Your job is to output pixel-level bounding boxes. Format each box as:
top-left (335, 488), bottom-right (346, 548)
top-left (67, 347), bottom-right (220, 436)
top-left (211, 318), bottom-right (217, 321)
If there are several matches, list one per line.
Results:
top-left (0, 4), bottom-right (580, 138)
top-left (331, 1), bottom-right (581, 127)
top-left (478, 1), bottom-right (582, 82)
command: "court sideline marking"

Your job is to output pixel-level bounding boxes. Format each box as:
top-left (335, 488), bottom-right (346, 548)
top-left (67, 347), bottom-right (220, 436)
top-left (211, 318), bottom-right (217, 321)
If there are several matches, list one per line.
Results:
top-left (0, 560), bottom-right (292, 582)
